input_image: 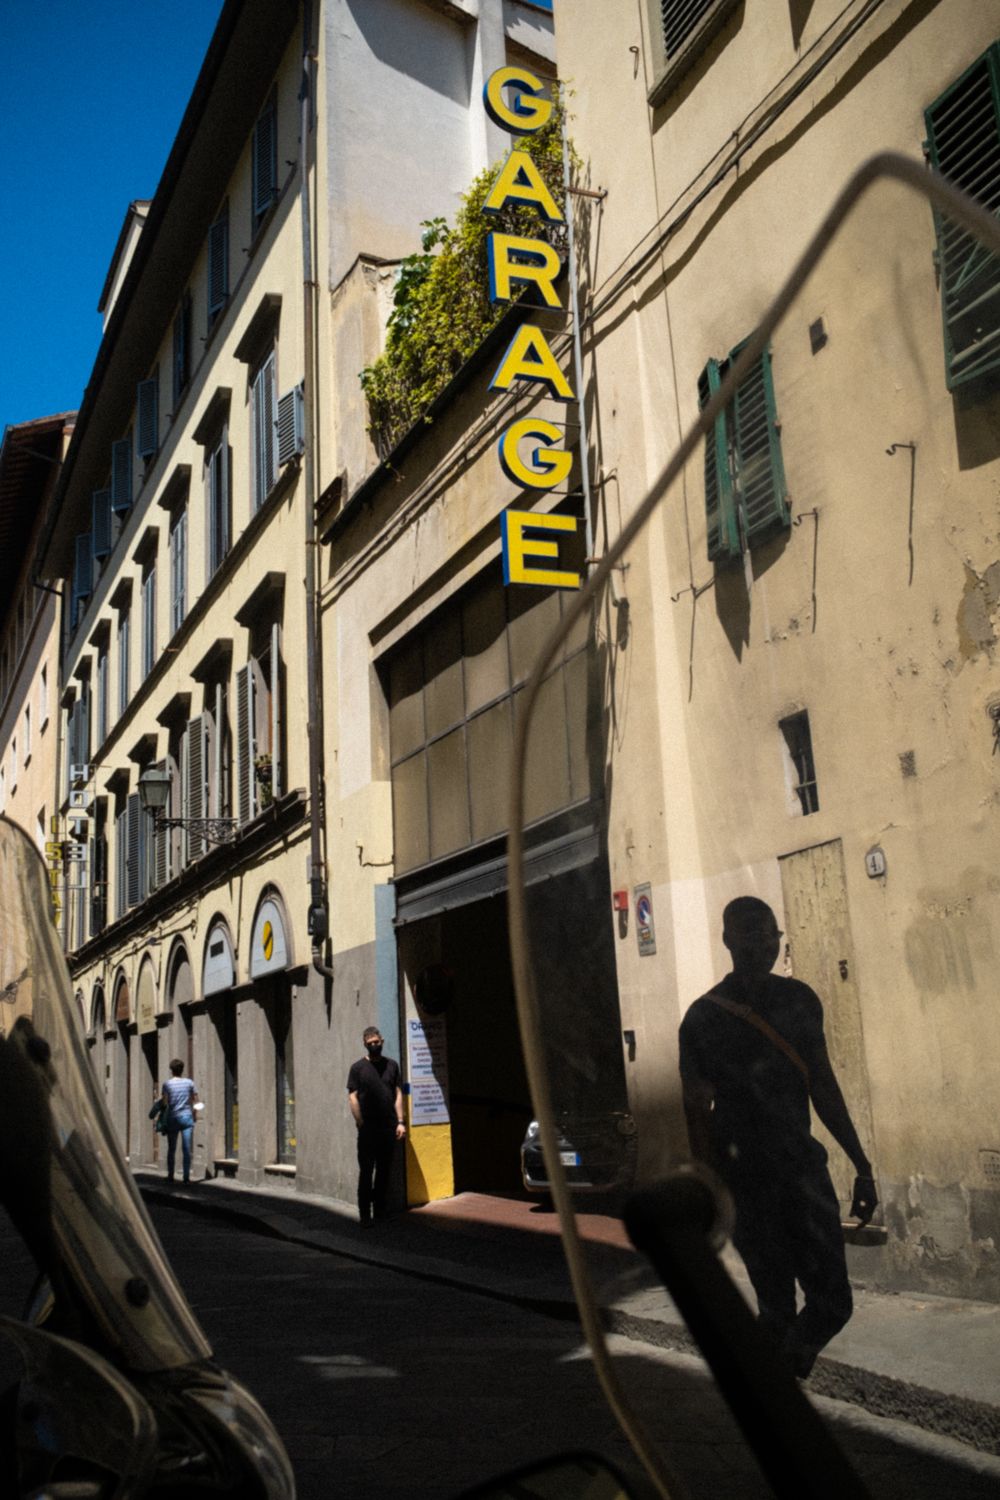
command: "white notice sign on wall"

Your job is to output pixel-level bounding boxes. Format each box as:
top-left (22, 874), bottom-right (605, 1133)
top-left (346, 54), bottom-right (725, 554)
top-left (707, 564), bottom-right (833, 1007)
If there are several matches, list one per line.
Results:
top-left (407, 1016), bottom-right (450, 1126)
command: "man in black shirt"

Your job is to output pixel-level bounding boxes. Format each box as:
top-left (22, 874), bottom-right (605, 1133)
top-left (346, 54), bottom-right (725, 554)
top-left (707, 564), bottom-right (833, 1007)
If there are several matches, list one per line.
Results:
top-left (347, 1026), bottom-right (405, 1224)
top-left (679, 896), bottom-right (878, 1377)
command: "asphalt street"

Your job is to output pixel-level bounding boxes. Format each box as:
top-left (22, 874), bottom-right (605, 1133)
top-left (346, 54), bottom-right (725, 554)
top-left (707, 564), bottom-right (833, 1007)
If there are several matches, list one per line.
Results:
top-left (2, 1204), bottom-right (999, 1499)
top-left (145, 1205), bottom-right (999, 1500)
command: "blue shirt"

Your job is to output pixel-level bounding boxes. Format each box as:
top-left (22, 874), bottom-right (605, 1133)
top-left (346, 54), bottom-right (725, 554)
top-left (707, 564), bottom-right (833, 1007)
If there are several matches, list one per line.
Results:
top-left (162, 1075), bottom-right (196, 1122)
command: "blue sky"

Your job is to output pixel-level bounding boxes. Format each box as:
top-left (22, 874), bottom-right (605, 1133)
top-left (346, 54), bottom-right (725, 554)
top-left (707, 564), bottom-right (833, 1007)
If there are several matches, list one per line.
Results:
top-left (0, 1), bottom-right (554, 432)
top-left (0, 2), bottom-right (224, 430)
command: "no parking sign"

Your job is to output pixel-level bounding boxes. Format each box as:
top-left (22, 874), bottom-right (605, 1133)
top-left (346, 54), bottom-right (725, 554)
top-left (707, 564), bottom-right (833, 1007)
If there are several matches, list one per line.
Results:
top-left (634, 882), bottom-right (656, 957)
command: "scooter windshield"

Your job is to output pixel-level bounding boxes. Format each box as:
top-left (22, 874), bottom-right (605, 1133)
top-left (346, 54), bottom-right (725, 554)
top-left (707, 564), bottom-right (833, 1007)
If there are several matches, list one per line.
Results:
top-left (508, 151), bottom-right (1000, 1498)
top-left (0, 816), bottom-right (211, 1371)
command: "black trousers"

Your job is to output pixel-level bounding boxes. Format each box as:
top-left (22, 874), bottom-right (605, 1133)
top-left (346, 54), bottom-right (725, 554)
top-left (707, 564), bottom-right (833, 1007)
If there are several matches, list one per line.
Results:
top-left (356, 1125), bottom-right (397, 1221)
top-left (730, 1158), bottom-right (852, 1367)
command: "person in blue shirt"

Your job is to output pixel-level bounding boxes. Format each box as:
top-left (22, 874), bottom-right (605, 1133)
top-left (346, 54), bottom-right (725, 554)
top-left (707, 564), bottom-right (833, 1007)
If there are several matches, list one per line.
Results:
top-left (161, 1058), bottom-right (199, 1185)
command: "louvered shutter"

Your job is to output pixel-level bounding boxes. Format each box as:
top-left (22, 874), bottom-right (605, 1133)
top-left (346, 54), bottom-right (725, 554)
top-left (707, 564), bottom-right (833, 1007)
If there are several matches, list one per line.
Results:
top-left (183, 716), bottom-right (207, 862)
top-left (111, 437), bottom-right (133, 514)
top-left (91, 830), bottom-right (107, 937)
top-left (79, 680), bottom-right (91, 766)
top-left (202, 707), bottom-right (217, 819)
top-left (924, 44), bottom-right (1000, 389)
top-left (270, 623), bottom-right (282, 799)
top-left (252, 96), bottom-right (277, 225)
top-left (92, 490), bottom-right (112, 561)
top-left (72, 534), bottom-right (93, 625)
top-left (699, 360), bottom-right (737, 562)
top-left (170, 507), bottom-right (187, 633)
top-left (137, 376), bottom-right (159, 460)
top-left (208, 208), bottom-right (229, 320)
top-left (212, 684), bottom-right (223, 818)
top-left (172, 296), bottom-right (191, 406)
top-left (152, 760), bottom-right (170, 889)
top-left (661, 0), bottom-right (718, 59)
top-left (253, 354), bottom-right (276, 507)
top-left (276, 386), bottom-right (304, 467)
top-left (732, 346), bottom-right (788, 542)
top-left (126, 793), bottom-right (141, 908)
top-left (115, 807), bottom-right (128, 918)
top-left (235, 664), bottom-right (257, 825)
top-left (218, 436), bottom-right (230, 558)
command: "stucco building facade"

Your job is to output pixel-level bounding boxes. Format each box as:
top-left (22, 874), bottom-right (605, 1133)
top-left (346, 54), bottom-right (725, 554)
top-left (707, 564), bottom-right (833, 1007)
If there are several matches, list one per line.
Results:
top-left (0, 413), bottom-right (74, 885)
top-left (547, 0), bottom-right (1000, 1300)
top-left (14, 0), bottom-right (1000, 1305)
top-left (35, 0), bottom-right (555, 1202)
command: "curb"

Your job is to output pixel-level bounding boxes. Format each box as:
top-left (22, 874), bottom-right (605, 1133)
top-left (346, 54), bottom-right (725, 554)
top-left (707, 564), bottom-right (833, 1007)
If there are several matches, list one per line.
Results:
top-left (140, 1180), bottom-right (1000, 1459)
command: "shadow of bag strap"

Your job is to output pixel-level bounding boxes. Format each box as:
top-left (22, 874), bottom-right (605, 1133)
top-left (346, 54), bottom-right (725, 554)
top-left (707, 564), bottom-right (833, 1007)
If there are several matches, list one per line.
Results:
top-left (705, 989), bottom-right (810, 1082)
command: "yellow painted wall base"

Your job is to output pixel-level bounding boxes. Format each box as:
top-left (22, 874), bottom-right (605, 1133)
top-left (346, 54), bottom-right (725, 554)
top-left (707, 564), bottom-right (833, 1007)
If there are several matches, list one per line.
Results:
top-left (405, 1123), bottom-right (454, 1204)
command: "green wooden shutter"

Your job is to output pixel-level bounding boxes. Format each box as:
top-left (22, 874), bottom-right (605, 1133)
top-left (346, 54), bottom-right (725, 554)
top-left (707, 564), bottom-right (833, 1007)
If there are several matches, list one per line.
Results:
top-left (924, 43), bottom-right (1000, 389)
top-left (699, 358), bottom-right (738, 561)
top-left (732, 344), bottom-right (789, 541)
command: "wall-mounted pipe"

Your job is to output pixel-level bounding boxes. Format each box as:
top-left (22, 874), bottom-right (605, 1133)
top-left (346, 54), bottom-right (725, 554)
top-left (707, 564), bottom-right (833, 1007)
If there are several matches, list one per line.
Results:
top-left (298, 0), bottom-right (334, 987)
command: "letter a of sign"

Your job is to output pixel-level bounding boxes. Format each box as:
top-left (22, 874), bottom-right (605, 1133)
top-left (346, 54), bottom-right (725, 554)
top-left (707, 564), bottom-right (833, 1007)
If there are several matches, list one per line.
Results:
top-left (490, 325), bottom-right (574, 401)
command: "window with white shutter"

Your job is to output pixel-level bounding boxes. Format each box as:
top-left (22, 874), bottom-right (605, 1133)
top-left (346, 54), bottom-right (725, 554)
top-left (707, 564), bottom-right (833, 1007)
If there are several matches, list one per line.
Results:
top-left (235, 663), bottom-right (258, 826)
top-left (96, 645), bottom-right (109, 747)
top-left (126, 792), bottom-right (141, 909)
top-left (115, 804), bottom-right (128, 918)
top-left (251, 352), bottom-right (277, 510)
top-left (141, 563), bottom-right (157, 678)
top-left (182, 713), bottom-right (214, 862)
top-left (206, 429), bottom-right (230, 578)
top-left (169, 504), bottom-right (187, 635)
top-left (117, 605), bottom-right (131, 717)
top-left (150, 759), bottom-right (171, 890)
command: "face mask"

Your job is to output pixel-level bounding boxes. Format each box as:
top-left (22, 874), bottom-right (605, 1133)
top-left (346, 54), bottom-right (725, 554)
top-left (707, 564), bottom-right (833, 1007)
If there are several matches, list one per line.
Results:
top-left (366, 1042), bottom-right (383, 1058)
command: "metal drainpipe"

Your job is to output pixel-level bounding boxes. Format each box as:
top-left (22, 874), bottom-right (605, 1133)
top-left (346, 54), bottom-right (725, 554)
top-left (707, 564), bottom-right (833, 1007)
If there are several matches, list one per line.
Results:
top-left (299, 1), bottom-right (334, 985)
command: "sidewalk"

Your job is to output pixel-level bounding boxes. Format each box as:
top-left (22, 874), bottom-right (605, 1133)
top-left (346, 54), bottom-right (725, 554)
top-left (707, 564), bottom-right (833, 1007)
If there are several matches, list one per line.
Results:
top-left (134, 1171), bottom-right (1000, 1458)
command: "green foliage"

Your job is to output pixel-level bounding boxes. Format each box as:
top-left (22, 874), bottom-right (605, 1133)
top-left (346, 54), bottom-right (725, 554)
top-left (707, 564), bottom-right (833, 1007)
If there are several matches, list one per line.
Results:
top-left (360, 105), bottom-right (573, 458)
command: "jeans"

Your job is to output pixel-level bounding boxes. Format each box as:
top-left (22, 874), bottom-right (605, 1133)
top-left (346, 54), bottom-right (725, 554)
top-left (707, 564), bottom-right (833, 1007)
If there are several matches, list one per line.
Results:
top-left (166, 1110), bottom-right (195, 1183)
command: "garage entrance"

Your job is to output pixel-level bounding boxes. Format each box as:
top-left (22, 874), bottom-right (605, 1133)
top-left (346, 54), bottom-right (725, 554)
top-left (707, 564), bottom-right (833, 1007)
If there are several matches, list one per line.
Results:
top-left (398, 844), bottom-right (627, 1199)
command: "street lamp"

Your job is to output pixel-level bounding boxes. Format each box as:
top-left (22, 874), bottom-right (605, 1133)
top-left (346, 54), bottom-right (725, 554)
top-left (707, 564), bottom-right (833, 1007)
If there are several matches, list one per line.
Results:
top-left (137, 767), bottom-right (238, 846)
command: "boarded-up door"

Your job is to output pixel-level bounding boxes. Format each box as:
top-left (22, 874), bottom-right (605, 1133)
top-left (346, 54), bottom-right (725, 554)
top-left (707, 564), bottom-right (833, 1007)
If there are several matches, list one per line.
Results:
top-left (779, 839), bottom-right (876, 1211)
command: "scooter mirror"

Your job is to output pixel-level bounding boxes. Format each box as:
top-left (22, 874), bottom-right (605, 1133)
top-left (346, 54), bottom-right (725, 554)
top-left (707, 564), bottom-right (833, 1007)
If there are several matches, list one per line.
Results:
top-left (0, 1313), bottom-right (157, 1498)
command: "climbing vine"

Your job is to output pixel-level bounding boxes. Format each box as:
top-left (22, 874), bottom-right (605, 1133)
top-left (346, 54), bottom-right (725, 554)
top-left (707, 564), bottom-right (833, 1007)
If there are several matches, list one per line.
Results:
top-left (360, 103), bottom-right (576, 458)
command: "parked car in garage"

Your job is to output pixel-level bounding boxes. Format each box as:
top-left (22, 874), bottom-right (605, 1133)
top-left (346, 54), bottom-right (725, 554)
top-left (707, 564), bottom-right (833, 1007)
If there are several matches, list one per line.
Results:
top-left (520, 1111), bottom-right (638, 1195)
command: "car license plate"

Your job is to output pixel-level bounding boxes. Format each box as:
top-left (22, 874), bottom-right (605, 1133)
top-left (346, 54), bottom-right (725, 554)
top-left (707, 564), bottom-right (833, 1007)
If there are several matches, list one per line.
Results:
top-left (560, 1150), bottom-right (580, 1167)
